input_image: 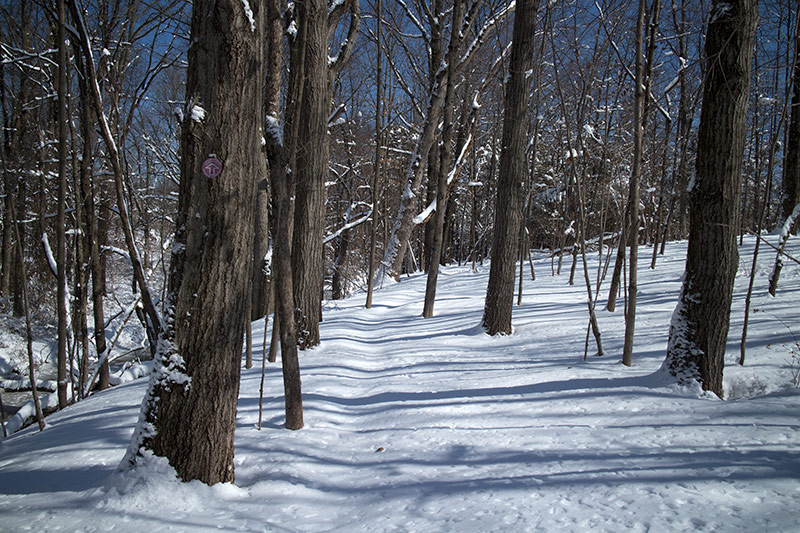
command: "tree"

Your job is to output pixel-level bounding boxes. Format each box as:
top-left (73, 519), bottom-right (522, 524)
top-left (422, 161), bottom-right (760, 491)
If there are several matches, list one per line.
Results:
top-left (291, 0), bottom-right (359, 349)
top-left (422, 0), bottom-right (467, 318)
top-left (263, 0), bottom-right (304, 430)
top-left (662, 0), bottom-right (758, 397)
top-left (781, 5), bottom-right (800, 236)
top-left (622, 0), bottom-right (657, 367)
top-left (365, 0), bottom-right (383, 310)
top-left (123, 0), bottom-right (265, 484)
top-left (482, 0), bottom-right (539, 335)
top-left (56, 0), bottom-right (69, 408)
top-left (376, 1), bottom-right (515, 285)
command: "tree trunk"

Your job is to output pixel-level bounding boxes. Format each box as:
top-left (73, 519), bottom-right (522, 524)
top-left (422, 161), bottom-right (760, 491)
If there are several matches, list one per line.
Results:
top-left (377, 67), bottom-right (449, 283)
top-left (781, 10), bottom-right (800, 235)
top-left (663, 0), bottom-right (757, 397)
top-left (365, 0), bottom-right (382, 309)
top-left (292, 0), bottom-right (330, 350)
top-left (128, 0), bottom-right (265, 484)
top-left (482, 0), bottom-right (538, 335)
top-left (71, 27), bottom-right (110, 393)
top-left (56, 0), bottom-right (69, 409)
top-left (332, 228), bottom-right (350, 300)
top-left (622, 0), bottom-right (651, 367)
top-left (264, 0), bottom-right (303, 429)
top-left (13, 197), bottom-right (44, 431)
top-left (251, 176), bottom-right (270, 320)
top-left (423, 0), bottom-right (466, 318)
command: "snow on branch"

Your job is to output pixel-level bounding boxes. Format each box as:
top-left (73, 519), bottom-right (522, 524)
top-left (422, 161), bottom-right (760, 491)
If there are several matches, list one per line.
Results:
top-left (241, 0), bottom-right (256, 32)
top-left (324, 209), bottom-right (373, 244)
top-left (778, 203), bottom-right (800, 239)
top-left (413, 94), bottom-right (479, 226)
top-left (328, 0), bottom-right (361, 75)
top-left (41, 233), bottom-right (58, 278)
top-left (396, 0), bottom-right (432, 44)
top-left (458, 1), bottom-right (515, 70)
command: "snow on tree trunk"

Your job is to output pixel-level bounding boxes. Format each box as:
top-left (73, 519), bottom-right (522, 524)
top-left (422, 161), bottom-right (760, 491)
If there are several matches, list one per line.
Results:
top-left (662, 0), bottom-right (757, 397)
top-left (123, 0), bottom-right (265, 484)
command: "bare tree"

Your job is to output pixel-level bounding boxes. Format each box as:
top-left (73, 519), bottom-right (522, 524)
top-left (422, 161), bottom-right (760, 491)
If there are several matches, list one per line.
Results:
top-left (376, 0), bottom-right (515, 285)
top-left (263, 0), bottom-right (304, 430)
top-left (123, 0), bottom-right (265, 484)
top-left (780, 4), bottom-right (800, 236)
top-left (483, 0), bottom-right (539, 335)
top-left (56, 0), bottom-right (69, 408)
top-left (292, 0), bottom-right (359, 349)
top-left (663, 0), bottom-right (758, 397)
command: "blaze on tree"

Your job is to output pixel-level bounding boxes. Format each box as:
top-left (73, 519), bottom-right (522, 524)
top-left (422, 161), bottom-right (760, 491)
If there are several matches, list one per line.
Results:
top-left (482, 0), bottom-right (539, 335)
top-left (662, 0), bottom-right (757, 397)
top-left (122, 0), bottom-right (264, 484)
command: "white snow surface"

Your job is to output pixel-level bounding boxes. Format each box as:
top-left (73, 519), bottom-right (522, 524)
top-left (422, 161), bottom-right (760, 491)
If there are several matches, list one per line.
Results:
top-left (1, 236), bottom-right (799, 532)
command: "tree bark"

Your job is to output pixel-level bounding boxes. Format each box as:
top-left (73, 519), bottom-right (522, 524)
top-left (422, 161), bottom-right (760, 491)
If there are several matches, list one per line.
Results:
top-left (365, 0), bottom-right (383, 309)
top-left (56, 0), bottom-right (69, 409)
top-left (423, 0), bottom-right (466, 318)
top-left (264, 0), bottom-right (303, 429)
top-left (128, 0), bottom-right (265, 484)
top-left (291, 0), bottom-right (329, 350)
top-left (482, 0), bottom-right (538, 335)
top-left (622, 0), bottom-right (651, 367)
top-left (781, 9), bottom-right (800, 235)
top-left (663, 0), bottom-right (757, 397)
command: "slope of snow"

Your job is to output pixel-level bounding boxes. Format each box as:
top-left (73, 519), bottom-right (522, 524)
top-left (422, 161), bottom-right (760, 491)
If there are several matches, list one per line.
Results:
top-left (1, 236), bottom-right (799, 532)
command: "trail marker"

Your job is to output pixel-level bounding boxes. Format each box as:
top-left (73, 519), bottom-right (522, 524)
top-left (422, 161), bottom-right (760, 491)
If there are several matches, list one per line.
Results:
top-left (202, 156), bottom-right (223, 178)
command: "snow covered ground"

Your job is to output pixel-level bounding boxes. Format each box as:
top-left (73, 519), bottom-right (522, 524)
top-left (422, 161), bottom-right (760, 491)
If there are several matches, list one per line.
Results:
top-left (0, 236), bottom-right (798, 532)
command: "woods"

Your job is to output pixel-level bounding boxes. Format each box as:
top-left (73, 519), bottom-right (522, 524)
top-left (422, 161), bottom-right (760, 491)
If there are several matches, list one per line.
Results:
top-left (1, 0), bottom-right (799, 487)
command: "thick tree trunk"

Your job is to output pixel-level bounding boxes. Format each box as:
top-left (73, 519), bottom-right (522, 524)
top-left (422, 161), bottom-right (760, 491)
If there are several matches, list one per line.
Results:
top-left (663, 0), bottom-right (757, 397)
top-left (292, 0), bottom-right (329, 349)
top-left (482, 0), bottom-right (538, 335)
top-left (128, 0), bottom-right (265, 484)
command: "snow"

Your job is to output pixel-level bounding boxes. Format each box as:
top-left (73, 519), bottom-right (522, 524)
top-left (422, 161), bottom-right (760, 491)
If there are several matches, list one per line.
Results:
top-left (413, 198), bottom-right (436, 225)
top-left (41, 233), bottom-right (58, 277)
top-left (710, 2), bottom-right (734, 24)
top-left (190, 104), bottom-right (206, 123)
top-left (286, 19), bottom-right (298, 39)
top-left (778, 202), bottom-right (800, 238)
top-left (1, 236), bottom-right (799, 531)
top-left (241, 0), bottom-right (256, 32)
top-left (264, 114), bottom-right (283, 147)
top-left (328, 0), bottom-right (345, 15)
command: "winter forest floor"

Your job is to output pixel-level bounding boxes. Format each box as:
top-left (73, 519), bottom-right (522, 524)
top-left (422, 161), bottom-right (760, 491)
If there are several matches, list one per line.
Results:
top-left (0, 236), bottom-right (799, 532)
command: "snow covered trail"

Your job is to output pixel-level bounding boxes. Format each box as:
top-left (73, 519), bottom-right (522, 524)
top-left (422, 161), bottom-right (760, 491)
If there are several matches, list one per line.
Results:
top-left (1, 237), bottom-right (799, 532)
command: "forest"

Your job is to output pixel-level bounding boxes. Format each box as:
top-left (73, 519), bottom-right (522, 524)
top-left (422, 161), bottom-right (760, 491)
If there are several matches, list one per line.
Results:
top-left (0, 0), bottom-right (799, 525)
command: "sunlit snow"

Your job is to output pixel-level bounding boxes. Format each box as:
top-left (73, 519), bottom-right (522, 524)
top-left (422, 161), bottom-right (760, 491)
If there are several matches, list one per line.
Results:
top-left (0, 236), bottom-right (798, 532)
